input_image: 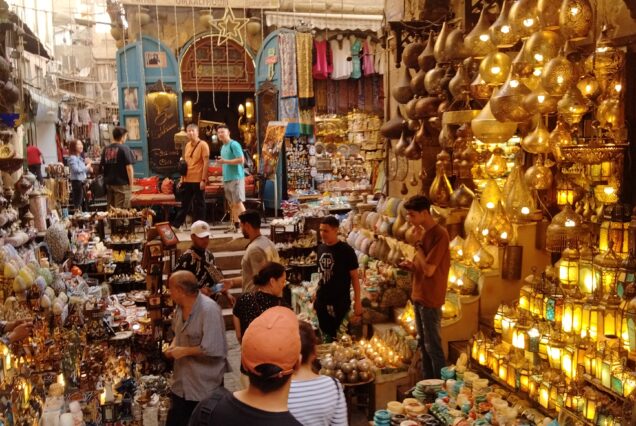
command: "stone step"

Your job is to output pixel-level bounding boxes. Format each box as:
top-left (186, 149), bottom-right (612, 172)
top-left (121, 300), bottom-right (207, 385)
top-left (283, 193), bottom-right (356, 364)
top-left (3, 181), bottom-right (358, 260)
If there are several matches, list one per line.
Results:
top-left (214, 250), bottom-right (246, 271)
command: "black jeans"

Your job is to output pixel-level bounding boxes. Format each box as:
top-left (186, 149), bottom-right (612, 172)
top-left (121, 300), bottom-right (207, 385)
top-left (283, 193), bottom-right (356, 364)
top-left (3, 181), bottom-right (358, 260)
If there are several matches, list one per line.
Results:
top-left (166, 393), bottom-right (199, 426)
top-left (172, 182), bottom-right (205, 228)
top-left (314, 296), bottom-right (350, 342)
top-left (70, 180), bottom-right (85, 211)
top-left (414, 303), bottom-right (446, 379)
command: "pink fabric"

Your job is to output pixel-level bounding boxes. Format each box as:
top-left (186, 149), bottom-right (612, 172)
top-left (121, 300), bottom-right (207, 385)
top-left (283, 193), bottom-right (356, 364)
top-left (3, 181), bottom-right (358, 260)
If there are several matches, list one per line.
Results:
top-left (362, 40), bottom-right (375, 76)
top-left (312, 39), bottom-right (332, 80)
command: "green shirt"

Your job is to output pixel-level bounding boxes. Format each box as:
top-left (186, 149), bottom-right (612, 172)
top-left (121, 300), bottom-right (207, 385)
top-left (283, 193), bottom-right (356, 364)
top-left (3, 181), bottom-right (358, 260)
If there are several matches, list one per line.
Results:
top-left (220, 139), bottom-right (245, 182)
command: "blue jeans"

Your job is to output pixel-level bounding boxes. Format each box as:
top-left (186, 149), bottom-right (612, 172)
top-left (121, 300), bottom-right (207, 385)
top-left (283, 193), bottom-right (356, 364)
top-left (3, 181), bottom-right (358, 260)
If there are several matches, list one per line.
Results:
top-left (414, 303), bottom-right (446, 379)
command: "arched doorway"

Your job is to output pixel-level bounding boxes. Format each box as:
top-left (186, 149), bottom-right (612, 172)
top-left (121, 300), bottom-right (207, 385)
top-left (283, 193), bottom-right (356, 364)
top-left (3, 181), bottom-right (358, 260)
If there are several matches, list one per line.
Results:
top-left (179, 35), bottom-right (255, 158)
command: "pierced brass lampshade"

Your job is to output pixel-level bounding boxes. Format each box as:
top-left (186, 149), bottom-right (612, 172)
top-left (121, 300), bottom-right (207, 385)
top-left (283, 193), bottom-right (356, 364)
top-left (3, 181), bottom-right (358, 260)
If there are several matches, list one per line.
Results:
top-left (546, 204), bottom-right (584, 252)
top-left (537, 0), bottom-right (560, 30)
top-left (465, 9), bottom-right (496, 59)
top-left (524, 156), bottom-right (553, 190)
top-left (486, 147), bottom-right (509, 178)
top-left (596, 97), bottom-right (623, 130)
top-left (511, 39), bottom-right (534, 77)
top-left (557, 86), bottom-right (589, 125)
top-left (577, 73), bottom-right (601, 100)
top-left (504, 161), bottom-right (537, 221)
top-left (521, 118), bottom-right (551, 155)
top-left (559, 0), bottom-right (593, 41)
top-left (470, 74), bottom-right (494, 100)
top-left (525, 30), bottom-right (563, 69)
top-left (509, 0), bottom-right (541, 40)
top-left (479, 52), bottom-right (512, 85)
top-left (523, 85), bottom-right (559, 115)
top-left (542, 53), bottom-right (577, 96)
top-left (490, 0), bottom-right (519, 48)
top-left (584, 27), bottom-right (625, 78)
top-left (490, 74), bottom-right (533, 123)
top-left (472, 100), bottom-right (518, 143)
top-left (549, 120), bottom-right (574, 162)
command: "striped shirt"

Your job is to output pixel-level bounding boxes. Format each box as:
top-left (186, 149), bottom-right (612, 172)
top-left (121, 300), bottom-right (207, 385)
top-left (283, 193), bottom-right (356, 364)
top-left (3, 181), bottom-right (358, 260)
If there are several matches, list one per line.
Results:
top-left (288, 376), bottom-right (348, 426)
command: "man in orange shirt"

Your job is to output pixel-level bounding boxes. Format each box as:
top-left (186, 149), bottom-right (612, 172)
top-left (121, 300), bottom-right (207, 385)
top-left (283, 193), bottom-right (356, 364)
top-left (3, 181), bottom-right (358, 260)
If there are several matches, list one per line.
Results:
top-left (26, 142), bottom-right (45, 183)
top-left (400, 195), bottom-right (450, 379)
top-left (172, 124), bottom-right (209, 229)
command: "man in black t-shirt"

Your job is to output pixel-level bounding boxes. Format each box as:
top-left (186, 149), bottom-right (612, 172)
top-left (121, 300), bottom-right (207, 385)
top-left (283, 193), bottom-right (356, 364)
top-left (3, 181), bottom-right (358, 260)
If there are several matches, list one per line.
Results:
top-left (100, 126), bottom-right (135, 208)
top-left (188, 307), bottom-right (302, 426)
top-left (314, 216), bottom-right (362, 342)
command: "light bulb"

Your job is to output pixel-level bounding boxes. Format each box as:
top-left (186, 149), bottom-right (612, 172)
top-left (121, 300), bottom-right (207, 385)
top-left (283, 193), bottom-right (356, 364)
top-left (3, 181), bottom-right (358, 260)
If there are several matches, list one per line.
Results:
top-left (533, 68), bottom-right (542, 76)
top-left (556, 75), bottom-right (564, 84)
top-left (565, 219), bottom-right (576, 227)
top-left (534, 53), bottom-right (544, 62)
top-left (486, 201), bottom-right (495, 209)
top-left (604, 186), bottom-right (615, 195)
top-left (491, 66), bottom-right (501, 74)
top-left (501, 231), bottom-right (508, 240)
top-left (501, 25), bottom-right (511, 34)
top-left (473, 254), bottom-right (481, 263)
top-left (615, 84), bottom-right (622, 93)
top-left (523, 18), bottom-right (535, 27)
top-left (521, 207), bottom-right (530, 215)
top-left (480, 34), bottom-right (490, 42)
top-left (537, 95), bottom-right (546, 103)
top-left (510, 79), bottom-right (520, 88)
top-left (482, 228), bottom-right (490, 236)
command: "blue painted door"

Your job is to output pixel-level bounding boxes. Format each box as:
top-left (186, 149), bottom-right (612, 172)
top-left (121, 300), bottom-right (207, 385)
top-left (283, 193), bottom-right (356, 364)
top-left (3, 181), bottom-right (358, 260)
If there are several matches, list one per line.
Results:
top-left (117, 36), bottom-right (182, 177)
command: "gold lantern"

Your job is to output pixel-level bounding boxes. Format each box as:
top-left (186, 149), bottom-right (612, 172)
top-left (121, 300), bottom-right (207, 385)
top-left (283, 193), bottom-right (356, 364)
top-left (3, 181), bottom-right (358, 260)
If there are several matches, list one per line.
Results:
top-left (518, 365), bottom-right (530, 392)
top-left (579, 244), bottom-right (595, 296)
top-left (509, 0), bottom-right (541, 40)
top-left (623, 297), bottom-right (636, 354)
top-left (433, 22), bottom-right (452, 64)
top-left (519, 283), bottom-right (533, 312)
top-left (594, 248), bottom-right (621, 299)
top-left (449, 236), bottom-right (465, 260)
top-left (494, 304), bottom-right (506, 333)
top-left (473, 246), bottom-right (495, 269)
top-left (562, 341), bottom-right (578, 379)
top-left (489, 0), bottom-right (519, 48)
top-left (521, 118), bottom-right (551, 155)
top-left (542, 52), bottom-right (577, 97)
top-left (537, 0), bottom-right (560, 29)
top-left (481, 179), bottom-right (503, 210)
top-left (558, 246), bottom-right (580, 288)
top-left (601, 296), bottom-right (623, 338)
top-left (559, 0), bottom-right (593, 41)
top-left (581, 300), bottom-right (601, 340)
top-left (562, 290), bottom-right (584, 336)
top-left (464, 9), bottom-right (496, 59)
top-left (608, 204), bottom-right (630, 257)
top-left (547, 338), bottom-right (565, 370)
top-left (546, 204), bottom-right (584, 253)
top-left (600, 345), bottom-right (622, 389)
top-left (623, 371), bottom-right (636, 397)
top-left (577, 73), bottom-right (601, 100)
top-left (472, 330), bottom-right (485, 360)
top-left (501, 310), bottom-right (518, 343)
top-left (528, 324), bottom-right (541, 352)
top-left (523, 85), bottom-right (559, 115)
top-left (557, 86), bottom-right (589, 125)
top-left (584, 26), bottom-right (625, 78)
top-left (585, 392), bottom-right (597, 421)
top-left (524, 30), bottom-right (563, 69)
top-left (512, 318), bottom-right (530, 350)
top-left (472, 101), bottom-right (517, 144)
top-left (550, 120), bottom-right (575, 163)
top-left (479, 52), bottom-right (512, 86)
top-left (539, 379), bottom-right (551, 409)
top-left (490, 74), bottom-right (533, 123)
top-left (485, 147), bottom-right (508, 178)
top-left (463, 232), bottom-right (484, 264)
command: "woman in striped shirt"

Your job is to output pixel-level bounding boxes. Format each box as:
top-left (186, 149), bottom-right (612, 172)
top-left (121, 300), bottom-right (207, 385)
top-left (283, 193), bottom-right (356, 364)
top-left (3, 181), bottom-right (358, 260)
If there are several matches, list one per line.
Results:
top-left (288, 321), bottom-right (348, 425)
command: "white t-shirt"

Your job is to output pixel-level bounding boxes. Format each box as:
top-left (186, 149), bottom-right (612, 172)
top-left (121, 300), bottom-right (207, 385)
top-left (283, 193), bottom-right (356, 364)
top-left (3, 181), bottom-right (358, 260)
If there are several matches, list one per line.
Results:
top-left (241, 235), bottom-right (280, 293)
top-left (288, 376), bottom-right (348, 426)
top-left (330, 38), bottom-right (353, 80)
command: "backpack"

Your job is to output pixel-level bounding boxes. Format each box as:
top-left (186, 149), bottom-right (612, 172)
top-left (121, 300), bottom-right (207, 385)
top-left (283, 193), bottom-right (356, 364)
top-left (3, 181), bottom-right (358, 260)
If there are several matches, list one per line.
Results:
top-left (188, 387), bottom-right (232, 426)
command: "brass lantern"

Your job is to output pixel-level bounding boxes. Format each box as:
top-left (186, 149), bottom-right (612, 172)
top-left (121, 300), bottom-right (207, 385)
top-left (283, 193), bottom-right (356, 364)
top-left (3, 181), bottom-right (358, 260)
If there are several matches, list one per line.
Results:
top-left (524, 30), bottom-right (563, 69)
top-left (581, 299), bottom-right (601, 340)
top-left (464, 9), bottom-right (496, 59)
top-left (601, 295), bottom-right (623, 338)
top-left (617, 254), bottom-right (636, 301)
top-left (490, 73), bottom-right (532, 123)
top-left (489, 0), bottom-right (519, 48)
top-left (546, 204), bottom-right (584, 253)
top-left (558, 246), bottom-right (580, 288)
top-left (542, 52), bottom-right (577, 97)
top-left (584, 26), bottom-right (625, 78)
top-left (562, 288), bottom-right (584, 335)
top-left (509, 0), bottom-right (541, 40)
top-left (479, 52), bottom-right (512, 86)
top-left (537, 0), bottom-right (560, 30)
top-left (547, 336), bottom-right (565, 370)
top-left (579, 244), bottom-right (595, 296)
top-left (558, 0), bottom-right (593, 41)
top-left (557, 86), bottom-right (589, 125)
top-left (471, 101), bottom-right (518, 143)
top-left (593, 247), bottom-right (621, 299)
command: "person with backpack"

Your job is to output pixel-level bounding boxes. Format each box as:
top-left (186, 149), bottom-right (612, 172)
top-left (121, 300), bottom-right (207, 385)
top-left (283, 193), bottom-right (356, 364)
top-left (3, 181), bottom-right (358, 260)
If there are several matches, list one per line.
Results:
top-left (216, 124), bottom-right (245, 233)
top-left (188, 307), bottom-right (302, 426)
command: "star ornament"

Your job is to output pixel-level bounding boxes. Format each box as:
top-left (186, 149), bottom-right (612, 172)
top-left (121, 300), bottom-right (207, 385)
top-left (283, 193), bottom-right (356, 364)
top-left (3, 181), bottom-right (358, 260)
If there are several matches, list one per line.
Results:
top-left (216, 7), bottom-right (248, 46)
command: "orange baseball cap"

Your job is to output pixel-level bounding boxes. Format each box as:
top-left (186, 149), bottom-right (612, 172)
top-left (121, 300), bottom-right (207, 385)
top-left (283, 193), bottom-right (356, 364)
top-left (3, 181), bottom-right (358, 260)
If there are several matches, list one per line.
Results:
top-left (241, 306), bottom-right (301, 377)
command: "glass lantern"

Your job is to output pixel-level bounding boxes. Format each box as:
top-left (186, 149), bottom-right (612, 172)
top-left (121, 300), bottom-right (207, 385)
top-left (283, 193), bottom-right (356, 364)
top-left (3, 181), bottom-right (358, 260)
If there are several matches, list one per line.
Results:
top-left (601, 296), bottom-right (623, 338)
top-left (623, 297), bottom-right (636, 354)
top-left (585, 393), bottom-right (598, 421)
top-left (501, 311), bottom-right (518, 344)
top-left (558, 246), bottom-right (580, 289)
top-left (562, 342), bottom-right (578, 380)
top-left (579, 244), bottom-right (596, 296)
top-left (518, 366), bottom-right (530, 392)
top-left (593, 247), bottom-right (621, 299)
top-left (527, 324), bottom-right (541, 353)
top-left (599, 207), bottom-right (611, 253)
top-left (546, 204), bottom-right (584, 253)
top-left (519, 283), bottom-right (533, 312)
top-left (617, 253), bottom-right (636, 299)
top-left (472, 331), bottom-right (485, 361)
top-left (581, 300), bottom-right (601, 340)
top-left (562, 291), bottom-right (584, 336)
top-left (493, 304), bottom-right (505, 334)
top-left (539, 379), bottom-right (551, 409)
top-left (512, 319), bottom-right (530, 350)
top-left (547, 338), bottom-right (565, 370)
top-left (623, 371), bottom-right (636, 397)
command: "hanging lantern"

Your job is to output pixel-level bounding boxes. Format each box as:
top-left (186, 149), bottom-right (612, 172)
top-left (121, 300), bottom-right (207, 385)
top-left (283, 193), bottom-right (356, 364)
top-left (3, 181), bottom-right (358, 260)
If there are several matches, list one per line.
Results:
top-left (542, 51), bottom-right (578, 96)
top-left (594, 247), bottom-right (621, 299)
top-left (489, 0), bottom-right (519, 48)
top-left (473, 246), bottom-right (495, 269)
top-left (511, 39), bottom-right (534, 77)
top-left (555, 173), bottom-right (579, 206)
top-left (547, 338), bottom-right (565, 370)
top-left (538, 378), bottom-right (551, 409)
top-left (559, 0), bottom-right (593, 41)
top-left (501, 311), bottom-right (518, 344)
top-left (433, 22), bottom-right (452, 63)
top-left (503, 160), bottom-right (537, 222)
top-left (523, 85), bottom-right (559, 115)
top-left (528, 325), bottom-right (541, 352)
top-left (581, 300), bottom-right (601, 340)
top-left (429, 161), bottom-right (453, 208)
top-left (577, 73), bottom-right (601, 100)
top-left (470, 74), bottom-right (494, 100)
top-left (494, 304), bottom-right (506, 334)
top-left (524, 156), bottom-right (553, 190)
top-left (562, 291), bottom-right (584, 336)
top-left (599, 207), bottom-right (612, 253)
top-left (584, 393), bottom-right (597, 421)
top-left (481, 179), bottom-right (503, 210)
top-left (558, 246), bottom-right (580, 288)
top-left (608, 204), bottom-right (630, 257)
top-left (485, 147), bottom-right (509, 178)
top-left (449, 236), bottom-right (465, 260)
top-left (557, 86), bottom-right (589, 125)
top-left (550, 120), bottom-right (575, 163)
top-left (544, 291), bottom-right (564, 323)
top-left (464, 9), bottom-right (496, 59)
top-left (472, 101), bottom-right (518, 144)
top-left (537, 0), bottom-right (560, 29)
top-left (479, 52), bottom-right (512, 86)
top-left (584, 26), bottom-right (624, 78)
top-left (601, 296), bottom-right (623, 337)
top-left (445, 27), bottom-right (470, 62)
top-left (509, 0), bottom-right (541, 40)
top-left (579, 244), bottom-right (595, 296)
top-left (512, 319), bottom-right (530, 350)
top-left (562, 342), bottom-right (578, 379)
top-left (618, 254), bottom-right (636, 301)
top-left (525, 30), bottom-right (563, 69)
top-left (463, 231), bottom-right (484, 264)
top-left (490, 74), bottom-right (533, 123)
top-left (546, 204), bottom-right (584, 252)
top-left (521, 118), bottom-right (551, 155)
top-left (464, 199), bottom-right (485, 236)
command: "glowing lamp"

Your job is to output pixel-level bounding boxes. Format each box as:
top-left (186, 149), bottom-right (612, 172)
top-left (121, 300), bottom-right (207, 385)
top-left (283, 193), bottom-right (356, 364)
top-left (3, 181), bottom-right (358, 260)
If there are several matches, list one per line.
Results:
top-left (579, 245), bottom-right (595, 295)
top-left (585, 393), bottom-right (597, 421)
top-left (501, 312), bottom-right (518, 344)
top-left (519, 284), bottom-right (532, 312)
top-left (593, 248), bottom-right (621, 299)
top-left (624, 298), bottom-right (636, 354)
top-left (547, 339), bottom-right (565, 370)
top-left (624, 371), bottom-right (636, 397)
top-left (602, 297), bottom-right (623, 338)
top-left (539, 380), bottom-right (551, 409)
top-left (494, 304), bottom-right (506, 334)
top-left (562, 292), bottom-right (584, 336)
top-left (558, 247), bottom-right (580, 288)
top-left (527, 325), bottom-right (541, 353)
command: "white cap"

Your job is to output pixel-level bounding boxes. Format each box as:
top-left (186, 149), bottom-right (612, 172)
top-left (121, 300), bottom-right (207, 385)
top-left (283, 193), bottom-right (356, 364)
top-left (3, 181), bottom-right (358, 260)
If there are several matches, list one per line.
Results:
top-left (191, 220), bottom-right (211, 238)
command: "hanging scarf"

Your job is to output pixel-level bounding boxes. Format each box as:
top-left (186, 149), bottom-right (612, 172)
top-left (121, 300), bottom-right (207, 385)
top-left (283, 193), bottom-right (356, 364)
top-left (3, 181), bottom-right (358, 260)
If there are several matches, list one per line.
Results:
top-left (279, 33), bottom-right (297, 98)
top-left (295, 32), bottom-right (314, 108)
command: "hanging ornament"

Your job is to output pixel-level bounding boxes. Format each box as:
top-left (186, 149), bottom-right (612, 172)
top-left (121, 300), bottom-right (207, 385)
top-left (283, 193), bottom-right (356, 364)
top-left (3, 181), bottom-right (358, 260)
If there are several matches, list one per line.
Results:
top-left (470, 74), bottom-right (494, 100)
top-left (472, 100), bottom-right (518, 144)
top-left (576, 73), bottom-right (601, 100)
top-left (584, 26), bottom-right (624, 78)
top-left (464, 9), bottom-right (496, 59)
top-left (465, 199), bottom-right (485, 236)
top-left (524, 156), bottom-right (553, 190)
top-left (596, 97), bottom-right (623, 130)
top-left (537, 0), bottom-right (560, 30)
top-left (481, 179), bottom-right (503, 210)
top-left (449, 63), bottom-right (471, 99)
top-left (450, 184), bottom-right (476, 209)
top-left (504, 160), bottom-right (536, 221)
top-left (445, 27), bottom-right (470, 62)
top-left (215, 7), bottom-right (248, 46)
top-left (418, 32), bottom-right (437, 72)
top-left (489, 0), bottom-right (519, 48)
top-left (522, 85), bottom-right (559, 115)
top-left (559, 0), bottom-right (593, 41)
top-left (511, 39), bottom-right (534, 77)
top-left (524, 30), bottom-right (563, 69)
top-left (521, 118), bottom-right (551, 154)
top-left (434, 22), bottom-right (452, 63)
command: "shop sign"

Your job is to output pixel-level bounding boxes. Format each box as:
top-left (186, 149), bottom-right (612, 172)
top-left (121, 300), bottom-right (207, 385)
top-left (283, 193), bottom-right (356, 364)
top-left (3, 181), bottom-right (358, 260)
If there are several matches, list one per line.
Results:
top-left (121, 0), bottom-right (280, 9)
top-left (145, 92), bottom-right (181, 174)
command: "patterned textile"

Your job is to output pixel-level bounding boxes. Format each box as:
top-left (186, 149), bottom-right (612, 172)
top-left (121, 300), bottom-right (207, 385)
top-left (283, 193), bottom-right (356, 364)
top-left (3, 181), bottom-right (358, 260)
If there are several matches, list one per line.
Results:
top-left (312, 39), bottom-right (333, 80)
top-left (280, 97), bottom-right (300, 136)
top-left (350, 37), bottom-right (362, 79)
top-left (362, 39), bottom-right (375, 76)
top-left (296, 32), bottom-right (315, 108)
top-left (279, 32), bottom-right (297, 98)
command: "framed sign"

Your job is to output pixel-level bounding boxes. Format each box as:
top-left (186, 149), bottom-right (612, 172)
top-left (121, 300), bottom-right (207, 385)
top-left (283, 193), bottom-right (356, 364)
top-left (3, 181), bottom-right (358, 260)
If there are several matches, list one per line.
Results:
top-left (124, 88), bottom-right (139, 110)
top-left (144, 52), bottom-right (166, 68)
top-left (260, 121), bottom-right (287, 178)
top-left (125, 117), bottom-right (141, 140)
top-left (155, 222), bottom-right (179, 246)
top-left (146, 90), bottom-right (180, 174)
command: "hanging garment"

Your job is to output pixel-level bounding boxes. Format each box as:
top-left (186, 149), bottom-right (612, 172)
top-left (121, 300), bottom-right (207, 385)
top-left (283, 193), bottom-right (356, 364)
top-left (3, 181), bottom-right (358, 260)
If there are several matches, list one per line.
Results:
top-left (296, 32), bottom-right (315, 109)
top-left (312, 38), bottom-right (332, 80)
top-left (279, 33), bottom-right (298, 98)
top-left (374, 44), bottom-right (386, 75)
top-left (362, 39), bottom-right (376, 76)
top-left (280, 97), bottom-right (300, 136)
top-left (350, 37), bottom-right (362, 79)
top-left (330, 37), bottom-right (352, 80)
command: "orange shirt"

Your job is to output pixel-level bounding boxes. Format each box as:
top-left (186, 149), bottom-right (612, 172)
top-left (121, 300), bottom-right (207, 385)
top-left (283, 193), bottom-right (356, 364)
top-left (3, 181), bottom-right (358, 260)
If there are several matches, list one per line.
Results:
top-left (410, 224), bottom-right (451, 308)
top-left (183, 140), bottom-right (210, 183)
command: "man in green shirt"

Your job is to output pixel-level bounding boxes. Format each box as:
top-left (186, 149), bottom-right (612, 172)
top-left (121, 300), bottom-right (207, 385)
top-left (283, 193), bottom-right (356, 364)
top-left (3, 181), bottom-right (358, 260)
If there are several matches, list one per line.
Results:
top-left (217, 124), bottom-right (246, 233)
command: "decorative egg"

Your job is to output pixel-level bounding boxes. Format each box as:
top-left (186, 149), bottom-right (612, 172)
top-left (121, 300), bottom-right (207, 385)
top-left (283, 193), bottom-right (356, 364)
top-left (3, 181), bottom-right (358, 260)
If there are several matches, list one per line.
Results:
top-left (40, 294), bottom-right (52, 309)
top-left (52, 300), bottom-right (65, 315)
top-left (4, 296), bottom-right (17, 309)
top-left (34, 276), bottom-right (46, 292)
top-left (13, 276), bottom-right (28, 292)
top-left (58, 292), bottom-right (69, 304)
top-left (44, 287), bottom-right (55, 299)
top-left (3, 262), bottom-right (17, 278)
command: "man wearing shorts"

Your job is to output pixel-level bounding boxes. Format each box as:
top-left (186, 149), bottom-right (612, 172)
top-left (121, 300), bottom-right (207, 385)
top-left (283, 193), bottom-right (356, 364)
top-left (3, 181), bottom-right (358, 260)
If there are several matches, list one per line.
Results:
top-left (217, 124), bottom-right (245, 233)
